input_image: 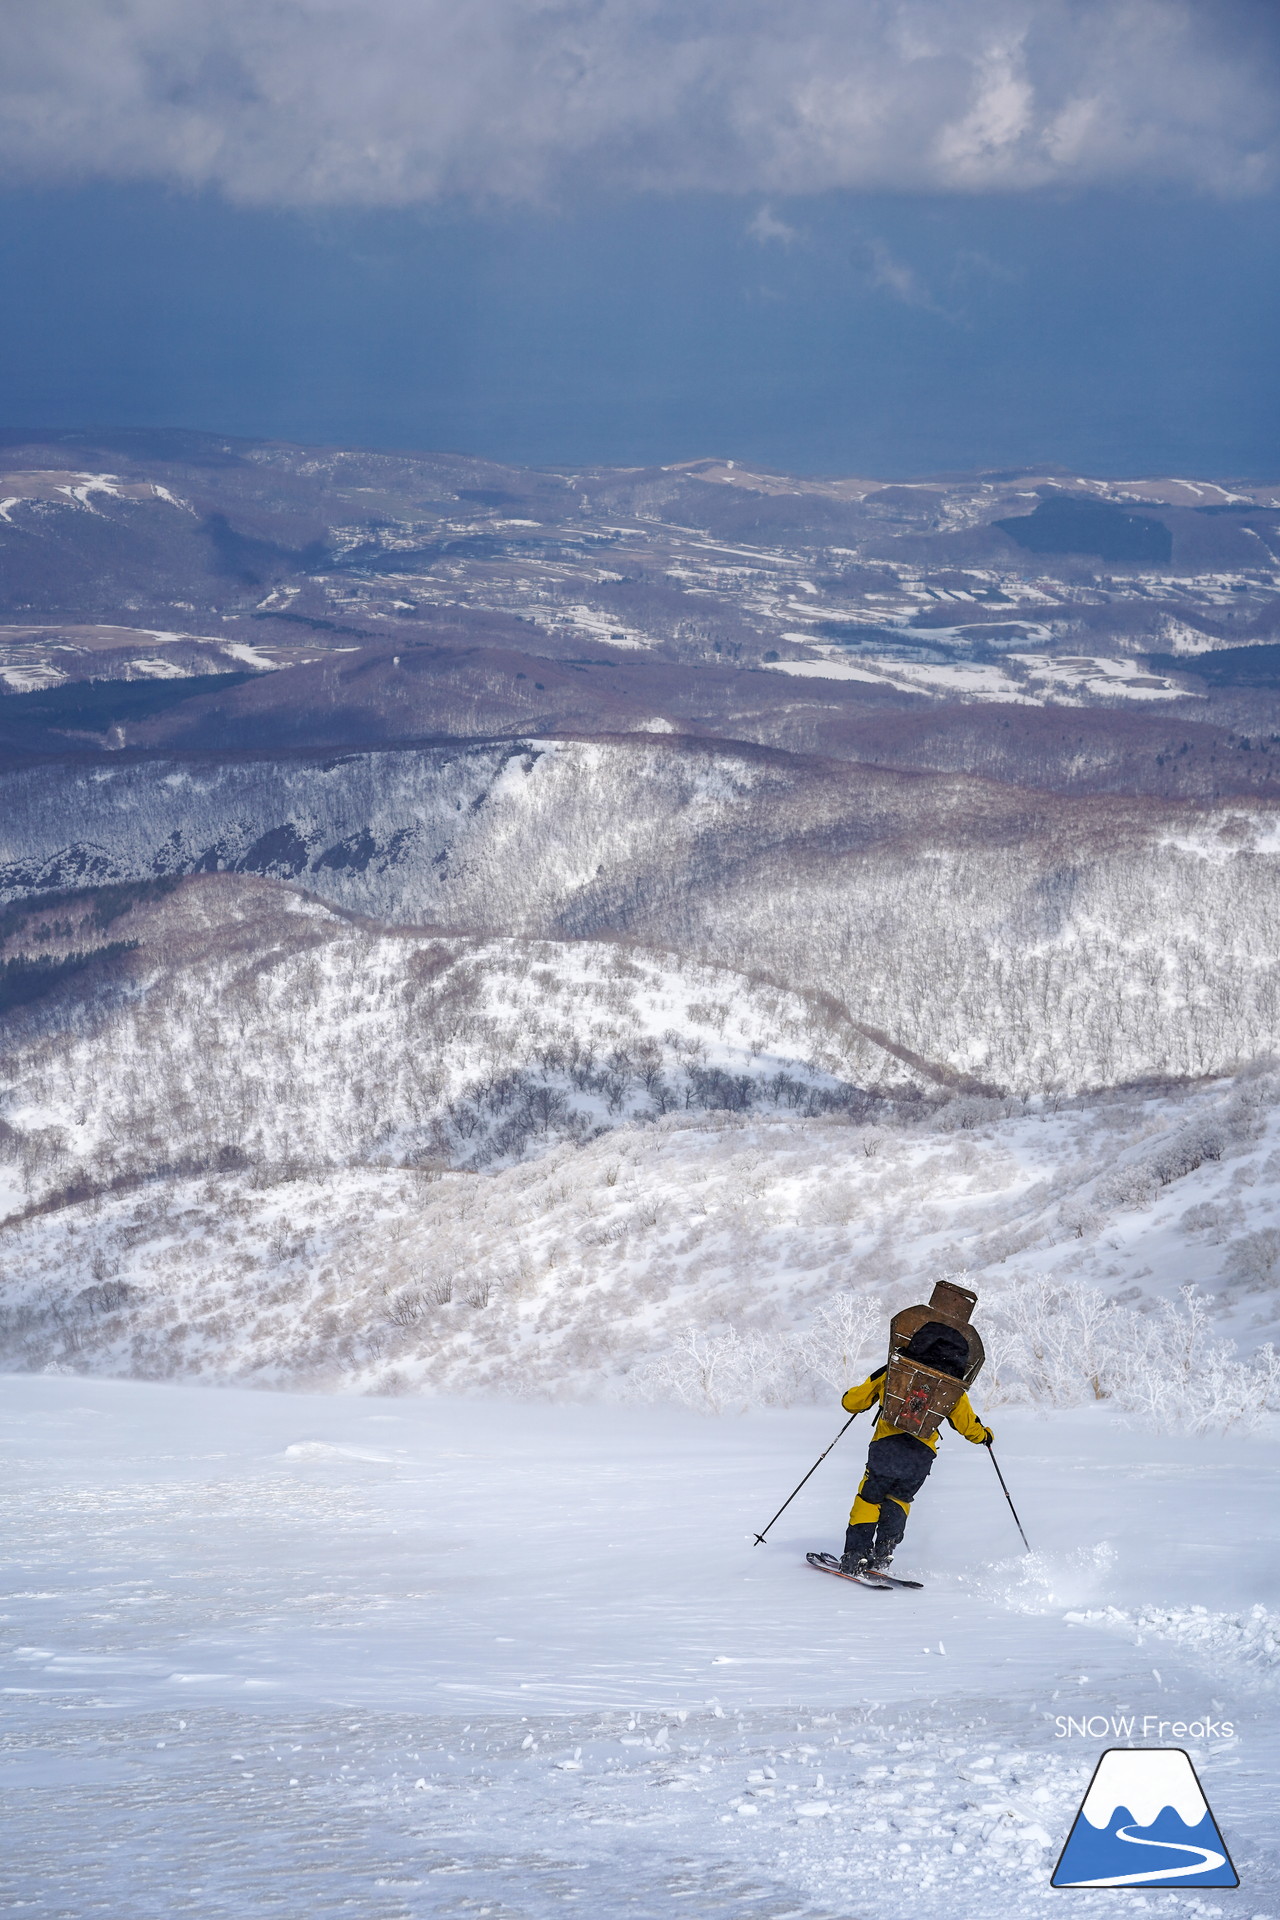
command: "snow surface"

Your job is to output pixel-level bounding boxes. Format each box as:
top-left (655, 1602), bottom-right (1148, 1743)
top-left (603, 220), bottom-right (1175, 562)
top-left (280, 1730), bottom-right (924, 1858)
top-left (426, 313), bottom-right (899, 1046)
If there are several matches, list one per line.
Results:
top-left (1, 1378), bottom-right (1275, 1918)
top-left (767, 650), bottom-right (1191, 705)
top-left (0, 663), bottom-right (66, 690)
top-left (764, 659), bottom-right (906, 687)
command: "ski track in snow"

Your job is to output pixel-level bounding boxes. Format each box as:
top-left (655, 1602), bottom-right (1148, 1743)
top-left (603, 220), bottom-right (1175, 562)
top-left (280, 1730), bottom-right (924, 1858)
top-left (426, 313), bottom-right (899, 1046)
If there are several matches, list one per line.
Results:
top-left (0, 1380), bottom-right (1276, 1919)
top-left (1064, 1601), bottom-right (1280, 1684)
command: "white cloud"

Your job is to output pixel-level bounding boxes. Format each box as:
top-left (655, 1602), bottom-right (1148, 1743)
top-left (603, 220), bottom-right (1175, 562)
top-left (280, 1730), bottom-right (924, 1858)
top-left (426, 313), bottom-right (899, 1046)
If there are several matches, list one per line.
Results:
top-left (865, 238), bottom-right (939, 309)
top-left (748, 204), bottom-right (800, 245)
top-left (0, 1), bottom-right (1275, 207)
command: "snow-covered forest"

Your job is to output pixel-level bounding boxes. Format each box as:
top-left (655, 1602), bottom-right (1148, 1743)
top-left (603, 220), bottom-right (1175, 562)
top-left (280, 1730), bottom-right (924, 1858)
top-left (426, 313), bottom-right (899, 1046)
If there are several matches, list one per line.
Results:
top-left (3, 870), bottom-right (1280, 1441)
top-left (7, 740), bottom-right (1280, 1092)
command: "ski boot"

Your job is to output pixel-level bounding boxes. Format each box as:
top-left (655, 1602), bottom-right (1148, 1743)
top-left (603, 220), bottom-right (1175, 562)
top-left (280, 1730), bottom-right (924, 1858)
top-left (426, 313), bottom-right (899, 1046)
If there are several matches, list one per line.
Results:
top-left (841, 1522), bottom-right (876, 1578)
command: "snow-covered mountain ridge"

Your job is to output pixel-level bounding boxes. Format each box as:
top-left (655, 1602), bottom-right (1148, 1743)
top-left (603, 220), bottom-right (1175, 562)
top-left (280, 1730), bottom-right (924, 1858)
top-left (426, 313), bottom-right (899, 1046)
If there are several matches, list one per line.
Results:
top-left (0, 873), bottom-right (912, 1220)
top-left (7, 870), bottom-right (1280, 1410)
top-left (6, 1008), bottom-right (1280, 1406)
top-left (5, 738), bottom-right (1280, 1092)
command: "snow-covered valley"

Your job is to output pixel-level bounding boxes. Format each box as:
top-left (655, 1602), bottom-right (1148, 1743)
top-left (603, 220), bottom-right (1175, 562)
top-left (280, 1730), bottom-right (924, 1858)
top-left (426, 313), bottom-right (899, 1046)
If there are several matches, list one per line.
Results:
top-left (0, 872), bottom-right (902, 1209)
top-left (2, 1378), bottom-right (1276, 1919)
top-left (8, 742), bottom-right (1280, 1091)
top-left (3, 432), bottom-right (1280, 1914)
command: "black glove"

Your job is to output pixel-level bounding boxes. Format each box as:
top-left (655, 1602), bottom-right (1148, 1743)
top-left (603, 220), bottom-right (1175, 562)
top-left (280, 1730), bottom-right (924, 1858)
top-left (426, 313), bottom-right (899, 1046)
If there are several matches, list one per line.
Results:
top-left (982, 1426), bottom-right (994, 1447)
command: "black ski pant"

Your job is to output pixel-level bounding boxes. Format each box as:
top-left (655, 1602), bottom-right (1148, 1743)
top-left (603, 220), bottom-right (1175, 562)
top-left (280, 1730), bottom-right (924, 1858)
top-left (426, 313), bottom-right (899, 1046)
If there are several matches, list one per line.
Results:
top-left (844, 1432), bottom-right (936, 1565)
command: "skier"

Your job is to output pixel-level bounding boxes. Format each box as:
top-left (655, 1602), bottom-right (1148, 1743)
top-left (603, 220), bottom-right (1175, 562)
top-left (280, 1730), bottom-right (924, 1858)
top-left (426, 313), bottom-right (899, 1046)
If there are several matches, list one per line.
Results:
top-left (838, 1318), bottom-right (993, 1576)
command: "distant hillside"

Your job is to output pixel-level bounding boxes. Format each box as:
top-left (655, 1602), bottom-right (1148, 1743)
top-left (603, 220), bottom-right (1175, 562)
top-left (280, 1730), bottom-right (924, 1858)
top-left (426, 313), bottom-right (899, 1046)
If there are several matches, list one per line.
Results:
top-left (4, 746), bottom-right (1280, 1095)
top-left (0, 872), bottom-right (921, 1221)
top-left (5, 432), bottom-right (1280, 1405)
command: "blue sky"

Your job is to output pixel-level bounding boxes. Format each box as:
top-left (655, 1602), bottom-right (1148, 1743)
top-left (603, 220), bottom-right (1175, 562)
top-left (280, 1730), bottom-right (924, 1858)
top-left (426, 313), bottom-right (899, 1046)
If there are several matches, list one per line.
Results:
top-left (1, 2), bottom-right (1278, 477)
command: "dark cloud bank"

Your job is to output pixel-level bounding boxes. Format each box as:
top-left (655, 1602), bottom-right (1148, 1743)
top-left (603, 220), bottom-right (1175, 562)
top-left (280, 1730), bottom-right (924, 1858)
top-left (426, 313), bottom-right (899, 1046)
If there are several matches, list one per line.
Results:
top-left (4, 0), bottom-right (1278, 204)
top-left (1, 2), bottom-right (1277, 474)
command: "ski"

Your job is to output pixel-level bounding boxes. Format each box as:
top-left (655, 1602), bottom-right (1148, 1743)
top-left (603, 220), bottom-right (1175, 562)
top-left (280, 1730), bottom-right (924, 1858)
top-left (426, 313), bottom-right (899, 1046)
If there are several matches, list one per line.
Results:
top-left (806, 1550), bottom-right (894, 1589)
top-left (805, 1551), bottom-right (922, 1589)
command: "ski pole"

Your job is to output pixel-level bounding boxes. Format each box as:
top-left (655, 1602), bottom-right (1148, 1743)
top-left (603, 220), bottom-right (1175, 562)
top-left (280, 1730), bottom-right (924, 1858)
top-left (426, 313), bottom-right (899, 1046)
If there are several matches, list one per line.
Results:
top-left (985, 1439), bottom-right (1031, 1553)
top-left (752, 1410), bottom-right (861, 1546)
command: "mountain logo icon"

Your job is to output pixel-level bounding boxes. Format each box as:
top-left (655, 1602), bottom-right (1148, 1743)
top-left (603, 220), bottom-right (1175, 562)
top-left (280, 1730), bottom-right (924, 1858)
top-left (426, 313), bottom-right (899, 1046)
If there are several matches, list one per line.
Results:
top-left (1052, 1748), bottom-right (1238, 1888)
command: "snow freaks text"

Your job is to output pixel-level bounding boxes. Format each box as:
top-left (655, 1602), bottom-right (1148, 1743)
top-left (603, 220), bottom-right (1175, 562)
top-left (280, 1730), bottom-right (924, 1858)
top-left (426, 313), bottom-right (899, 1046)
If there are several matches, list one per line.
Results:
top-left (1053, 1716), bottom-right (1235, 1739)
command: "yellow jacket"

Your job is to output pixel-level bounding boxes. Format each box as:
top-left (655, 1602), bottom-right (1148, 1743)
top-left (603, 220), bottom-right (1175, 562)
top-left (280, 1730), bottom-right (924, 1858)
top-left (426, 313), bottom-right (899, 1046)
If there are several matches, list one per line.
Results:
top-left (841, 1365), bottom-right (990, 1454)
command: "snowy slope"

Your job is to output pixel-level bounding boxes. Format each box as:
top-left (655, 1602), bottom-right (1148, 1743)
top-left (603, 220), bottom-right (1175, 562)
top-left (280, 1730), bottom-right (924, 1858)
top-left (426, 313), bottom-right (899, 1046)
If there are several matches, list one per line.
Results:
top-left (1, 1376), bottom-right (1275, 1920)
top-left (6, 1063), bottom-right (1280, 1400)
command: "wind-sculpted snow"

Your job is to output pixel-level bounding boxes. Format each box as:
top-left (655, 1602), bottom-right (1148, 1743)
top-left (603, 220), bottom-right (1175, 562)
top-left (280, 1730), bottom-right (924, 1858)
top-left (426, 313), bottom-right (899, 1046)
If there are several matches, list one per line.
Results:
top-left (5, 738), bottom-right (1280, 1091)
top-left (2, 1381), bottom-right (1277, 1920)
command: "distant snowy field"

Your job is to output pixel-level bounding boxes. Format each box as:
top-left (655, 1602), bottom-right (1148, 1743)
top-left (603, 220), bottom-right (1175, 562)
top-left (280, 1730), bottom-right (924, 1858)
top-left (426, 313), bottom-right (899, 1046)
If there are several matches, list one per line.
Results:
top-left (1, 1378), bottom-right (1276, 1919)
